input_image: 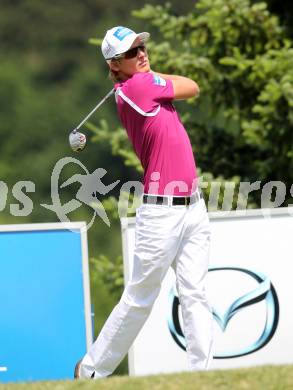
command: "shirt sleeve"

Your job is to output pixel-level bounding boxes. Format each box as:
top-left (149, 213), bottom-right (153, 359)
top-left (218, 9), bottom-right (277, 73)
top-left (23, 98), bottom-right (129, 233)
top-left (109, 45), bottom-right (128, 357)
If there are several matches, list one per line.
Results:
top-left (122, 72), bottom-right (174, 114)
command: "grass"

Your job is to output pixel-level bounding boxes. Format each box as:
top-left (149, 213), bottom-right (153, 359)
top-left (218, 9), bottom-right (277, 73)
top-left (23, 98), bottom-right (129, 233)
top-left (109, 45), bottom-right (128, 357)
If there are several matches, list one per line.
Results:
top-left (0, 365), bottom-right (292, 390)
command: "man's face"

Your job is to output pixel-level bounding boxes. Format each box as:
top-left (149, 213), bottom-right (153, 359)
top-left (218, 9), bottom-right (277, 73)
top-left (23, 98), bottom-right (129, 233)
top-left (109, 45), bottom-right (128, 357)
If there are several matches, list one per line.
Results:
top-left (110, 42), bottom-right (150, 80)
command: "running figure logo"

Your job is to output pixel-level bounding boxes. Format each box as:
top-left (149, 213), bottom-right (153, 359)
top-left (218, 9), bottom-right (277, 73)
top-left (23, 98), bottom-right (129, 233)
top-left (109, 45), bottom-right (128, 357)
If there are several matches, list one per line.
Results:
top-left (42, 157), bottom-right (120, 229)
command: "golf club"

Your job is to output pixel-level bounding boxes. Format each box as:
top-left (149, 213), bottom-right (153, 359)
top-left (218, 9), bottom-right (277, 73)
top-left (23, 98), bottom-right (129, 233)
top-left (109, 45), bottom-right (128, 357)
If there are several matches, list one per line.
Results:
top-left (69, 88), bottom-right (115, 152)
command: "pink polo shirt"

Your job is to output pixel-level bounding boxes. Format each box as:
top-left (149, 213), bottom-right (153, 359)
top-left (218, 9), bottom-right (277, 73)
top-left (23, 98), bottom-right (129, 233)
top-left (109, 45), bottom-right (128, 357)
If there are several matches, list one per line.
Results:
top-left (115, 72), bottom-right (197, 196)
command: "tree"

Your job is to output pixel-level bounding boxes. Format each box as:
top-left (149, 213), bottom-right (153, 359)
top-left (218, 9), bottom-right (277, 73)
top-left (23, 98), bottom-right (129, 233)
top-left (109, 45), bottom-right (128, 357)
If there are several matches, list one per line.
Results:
top-left (264, 0), bottom-right (293, 39)
top-left (90, 0), bottom-right (293, 208)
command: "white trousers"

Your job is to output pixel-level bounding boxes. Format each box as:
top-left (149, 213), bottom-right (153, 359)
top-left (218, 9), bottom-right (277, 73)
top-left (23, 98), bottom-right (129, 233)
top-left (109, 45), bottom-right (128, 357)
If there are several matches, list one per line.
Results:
top-left (80, 197), bottom-right (213, 378)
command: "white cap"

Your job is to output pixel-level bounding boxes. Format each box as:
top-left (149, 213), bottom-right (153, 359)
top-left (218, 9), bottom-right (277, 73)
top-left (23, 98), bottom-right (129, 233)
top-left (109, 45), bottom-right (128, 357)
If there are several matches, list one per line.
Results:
top-left (101, 26), bottom-right (150, 60)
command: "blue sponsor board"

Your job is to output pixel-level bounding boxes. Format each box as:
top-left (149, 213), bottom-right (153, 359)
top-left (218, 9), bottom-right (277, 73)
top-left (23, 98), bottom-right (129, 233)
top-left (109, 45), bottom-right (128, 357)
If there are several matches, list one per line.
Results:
top-left (0, 223), bottom-right (92, 383)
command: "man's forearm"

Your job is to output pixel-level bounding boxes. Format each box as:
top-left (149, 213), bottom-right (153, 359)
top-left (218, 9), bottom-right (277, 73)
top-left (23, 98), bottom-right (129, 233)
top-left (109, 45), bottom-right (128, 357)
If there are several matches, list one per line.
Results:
top-left (151, 70), bottom-right (200, 99)
top-left (151, 71), bottom-right (187, 82)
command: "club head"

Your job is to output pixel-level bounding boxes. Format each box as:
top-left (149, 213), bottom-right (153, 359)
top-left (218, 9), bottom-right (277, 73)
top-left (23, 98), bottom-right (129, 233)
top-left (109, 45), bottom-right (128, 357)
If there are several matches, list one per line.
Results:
top-left (69, 129), bottom-right (87, 152)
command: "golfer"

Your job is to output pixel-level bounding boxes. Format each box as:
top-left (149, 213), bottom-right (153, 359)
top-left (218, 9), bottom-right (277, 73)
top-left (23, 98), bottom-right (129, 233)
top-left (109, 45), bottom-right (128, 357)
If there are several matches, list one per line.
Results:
top-left (75, 26), bottom-right (213, 379)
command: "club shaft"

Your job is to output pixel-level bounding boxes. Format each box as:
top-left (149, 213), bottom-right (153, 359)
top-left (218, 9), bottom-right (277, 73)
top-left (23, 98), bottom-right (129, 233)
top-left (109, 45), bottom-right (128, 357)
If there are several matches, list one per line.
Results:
top-left (75, 88), bottom-right (115, 131)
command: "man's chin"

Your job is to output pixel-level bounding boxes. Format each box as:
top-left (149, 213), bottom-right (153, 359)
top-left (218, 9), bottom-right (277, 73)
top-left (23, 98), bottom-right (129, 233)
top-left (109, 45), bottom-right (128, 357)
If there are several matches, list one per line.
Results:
top-left (138, 63), bottom-right (150, 72)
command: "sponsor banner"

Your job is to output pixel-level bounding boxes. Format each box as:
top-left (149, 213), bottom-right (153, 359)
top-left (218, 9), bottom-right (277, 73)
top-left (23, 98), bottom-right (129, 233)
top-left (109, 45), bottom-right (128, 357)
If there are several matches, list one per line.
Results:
top-left (0, 222), bottom-right (92, 383)
top-left (121, 207), bottom-right (293, 376)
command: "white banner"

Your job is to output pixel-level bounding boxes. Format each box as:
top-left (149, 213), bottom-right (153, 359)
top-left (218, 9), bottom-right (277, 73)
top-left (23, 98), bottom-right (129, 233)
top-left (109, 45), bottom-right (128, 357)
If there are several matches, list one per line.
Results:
top-left (121, 207), bottom-right (293, 376)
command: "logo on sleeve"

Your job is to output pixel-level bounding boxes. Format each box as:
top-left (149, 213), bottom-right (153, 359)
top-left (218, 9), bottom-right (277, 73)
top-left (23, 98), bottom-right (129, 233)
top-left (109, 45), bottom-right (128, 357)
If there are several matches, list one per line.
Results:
top-left (153, 74), bottom-right (166, 87)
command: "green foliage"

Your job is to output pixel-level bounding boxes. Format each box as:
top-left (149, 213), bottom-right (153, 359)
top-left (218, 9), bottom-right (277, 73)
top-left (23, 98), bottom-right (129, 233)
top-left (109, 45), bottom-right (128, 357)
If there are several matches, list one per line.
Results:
top-left (91, 255), bottom-right (124, 301)
top-left (131, 0), bottom-right (293, 191)
top-left (241, 45), bottom-right (293, 178)
top-left (90, 0), bottom-right (293, 200)
top-left (87, 119), bottom-right (142, 172)
top-left (198, 169), bottom-right (258, 211)
top-left (264, 0), bottom-right (293, 39)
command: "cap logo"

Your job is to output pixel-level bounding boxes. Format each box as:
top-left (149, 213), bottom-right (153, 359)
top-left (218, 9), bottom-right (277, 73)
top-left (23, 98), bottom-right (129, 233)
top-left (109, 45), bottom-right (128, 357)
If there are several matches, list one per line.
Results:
top-left (113, 27), bottom-right (133, 41)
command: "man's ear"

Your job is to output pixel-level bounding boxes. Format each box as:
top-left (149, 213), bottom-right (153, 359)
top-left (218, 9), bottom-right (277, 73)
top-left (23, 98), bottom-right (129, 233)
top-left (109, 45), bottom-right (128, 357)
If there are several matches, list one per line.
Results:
top-left (109, 60), bottom-right (120, 72)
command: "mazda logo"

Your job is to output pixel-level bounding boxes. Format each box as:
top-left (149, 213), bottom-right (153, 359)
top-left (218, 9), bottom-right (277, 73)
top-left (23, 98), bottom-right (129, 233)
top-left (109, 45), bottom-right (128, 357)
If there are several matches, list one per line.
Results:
top-left (167, 267), bottom-right (279, 358)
